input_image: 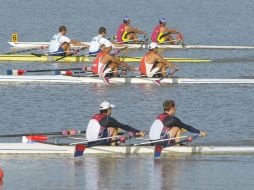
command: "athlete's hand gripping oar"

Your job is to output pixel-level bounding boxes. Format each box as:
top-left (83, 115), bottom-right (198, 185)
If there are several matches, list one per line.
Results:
top-left (5, 45), bottom-right (48, 55)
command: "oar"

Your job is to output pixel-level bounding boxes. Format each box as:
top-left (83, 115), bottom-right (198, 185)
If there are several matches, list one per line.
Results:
top-left (54, 47), bottom-right (86, 62)
top-left (0, 129), bottom-right (85, 138)
top-left (7, 67), bottom-right (83, 75)
top-left (133, 136), bottom-right (188, 146)
top-left (74, 133), bottom-right (139, 157)
top-left (154, 135), bottom-right (199, 158)
top-left (6, 45), bottom-right (48, 55)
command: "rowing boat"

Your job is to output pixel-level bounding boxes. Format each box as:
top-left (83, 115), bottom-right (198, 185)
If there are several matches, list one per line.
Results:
top-left (0, 54), bottom-right (211, 63)
top-left (0, 143), bottom-right (253, 155)
top-left (8, 42), bottom-right (254, 50)
top-left (0, 75), bottom-right (254, 84)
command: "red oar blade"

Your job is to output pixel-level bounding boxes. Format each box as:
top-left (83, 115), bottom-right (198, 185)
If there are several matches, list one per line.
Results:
top-left (74, 144), bottom-right (86, 157)
top-left (154, 145), bottom-right (163, 158)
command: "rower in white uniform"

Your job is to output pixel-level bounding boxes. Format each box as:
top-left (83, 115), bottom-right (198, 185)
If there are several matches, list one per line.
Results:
top-left (89, 27), bottom-right (126, 55)
top-left (48, 26), bottom-right (88, 56)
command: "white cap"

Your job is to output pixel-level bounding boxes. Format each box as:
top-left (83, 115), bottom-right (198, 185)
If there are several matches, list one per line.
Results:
top-left (99, 101), bottom-right (115, 110)
top-left (104, 40), bottom-right (112, 48)
top-left (148, 42), bottom-right (158, 50)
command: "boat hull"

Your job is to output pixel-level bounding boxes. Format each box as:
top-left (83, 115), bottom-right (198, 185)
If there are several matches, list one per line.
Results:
top-left (0, 143), bottom-right (254, 155)
top-left (8, 42), bottom-right (254, 50)
top-left (0, 54), bottom-right (211, 63)
top-left (0, 75), bottom-right (254, 84)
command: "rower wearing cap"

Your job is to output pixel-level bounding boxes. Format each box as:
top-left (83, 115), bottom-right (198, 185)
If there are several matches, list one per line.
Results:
top-left (149, 100), bottom-right (207, 145)
top-left (91, 41), bottom-right (134, 77)
top-left (116, 16), bottom-right (146, 44)
top-left (139, 42), bottom-right (179, 78)
top-left (49, 26), bottom-right (88, 56)
top-left (151, 18), bottom-right (181, 44)
top-left (86, 101), bottom-right (145, 145)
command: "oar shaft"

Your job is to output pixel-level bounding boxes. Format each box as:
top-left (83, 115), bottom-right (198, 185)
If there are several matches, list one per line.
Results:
top-left (0, 130), bottom-right (86, 138)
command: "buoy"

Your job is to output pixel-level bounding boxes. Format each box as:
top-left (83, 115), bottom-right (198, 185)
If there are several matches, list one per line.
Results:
top-left (0, 167), bottom-right (4, 180)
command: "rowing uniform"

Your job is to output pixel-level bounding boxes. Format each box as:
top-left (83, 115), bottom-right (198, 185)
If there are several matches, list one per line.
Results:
top-left (48, 33), bottom-right (71, 55)
top-left (86, 113), bottom-right (140, 142)
top-left (151, 25), bottom-right (167, 43)
top-left (92, 52), bottom-right (112, 76)
top-left (116, 23), bottom-right (130, 43)
top-left (89, 35), bottom-right (111, 55)
top-left (140, 53), bottom-right (160, 78)
top-left (149, 113), bottom-right (200, 141)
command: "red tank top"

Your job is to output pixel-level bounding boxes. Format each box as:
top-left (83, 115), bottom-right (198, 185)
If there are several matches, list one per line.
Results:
top-left (116, 23), bottom-right (126, 42)
top-left (139, 53), bottom-right (148, 75)
top-left (92, 52), bottom-right (107, 74)
top-left (151, 25), bottom-right (161, 42)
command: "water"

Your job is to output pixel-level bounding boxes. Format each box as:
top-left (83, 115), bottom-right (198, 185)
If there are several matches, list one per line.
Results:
top-left (0, 0), bottom-right (254, 189)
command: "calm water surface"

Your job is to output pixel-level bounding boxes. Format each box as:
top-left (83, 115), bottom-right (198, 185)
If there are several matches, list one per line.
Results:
top-left (0, 0), bottom-right (254, 189)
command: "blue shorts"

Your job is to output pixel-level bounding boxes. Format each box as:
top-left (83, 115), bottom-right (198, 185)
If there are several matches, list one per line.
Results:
top-left (52, 47), bottom-right (65, 56)
top-left (89, 49), bottom-right (102, 56)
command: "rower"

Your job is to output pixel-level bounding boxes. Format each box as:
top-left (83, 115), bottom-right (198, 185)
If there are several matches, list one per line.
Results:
top-left (116, 16), bottom-right (146, 44)
top-left (91, 41), bottom-right (134, 77)
top-left (89, 27), bottom-right (112, 55)
top-left (151, 18), bottom-right (181, 45)
top-left (86, 101), bottom-right (145, 145)
top-left (149, 100), bottom-right (207, 145)
top-left (140, 42), bottom-right (179, 77)
top-left (48, 26), bottom-right (88, 56)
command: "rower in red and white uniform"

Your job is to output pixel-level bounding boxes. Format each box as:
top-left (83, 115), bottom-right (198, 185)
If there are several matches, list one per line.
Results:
top-left (86, 101), bottom-right (145, 145)
top-left (151, 18), bottom-right (181, 44)
top-left (48, 26), bottom-right (88, 56)
top-left (139, 42), bottom-right (179, 77)
top-left (116, 16), bottom-right (146, 44)
top-left (91, 41), bottom-right (134, 77)
top-left (149, 100), bottom-right (207, 144)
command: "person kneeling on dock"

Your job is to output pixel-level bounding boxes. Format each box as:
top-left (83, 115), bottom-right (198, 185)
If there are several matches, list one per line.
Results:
top-left (140, 42), bottom-right (179, 78)
top-left (149, 100), bottom-right (207, 145)
top-left (86, 101), bottom-right (145, 145)
top-left (91, 41), bottom-right (134, 77)
top-left (48, 26), bottom-right (88, 56)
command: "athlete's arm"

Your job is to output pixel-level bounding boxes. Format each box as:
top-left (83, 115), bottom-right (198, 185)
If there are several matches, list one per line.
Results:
top-left (164, 27), bottom-right (180, 34)
top-left (70, 40), bottom-right (89, 48)
top-left (126, 25), bottom-right (146, 35)
top-left (106, 116), bottom-right (141, 133)
top-left (107, 55), bottom-right (135, 71)
top-left (155, 54), bottom-right (179, 70)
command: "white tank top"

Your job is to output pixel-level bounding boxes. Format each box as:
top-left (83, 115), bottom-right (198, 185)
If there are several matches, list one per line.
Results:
top-left (49, 33), bottom-right (71, 53)
top-left (86, 119), bottom-right (101, 141)
top-left (149, 119), bottom-right (164, 140)
top-left (89, 35), bottom-right (110, 54)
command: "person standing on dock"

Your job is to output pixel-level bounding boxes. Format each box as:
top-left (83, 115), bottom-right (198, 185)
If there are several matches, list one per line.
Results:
top-left (149, 100), bottom-right (207, 145)
top-left (86, 101), bottom-right (145, 145)
top-left (151, 18), bottom-right (182, 44)
top-left (116, 16), bottom-right (146, 44)
top-left (139, 42), bottom-right (179, 77)
top-left (48, 26), bottom-right (88, 56)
